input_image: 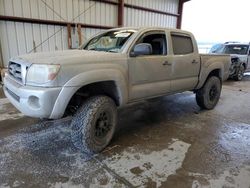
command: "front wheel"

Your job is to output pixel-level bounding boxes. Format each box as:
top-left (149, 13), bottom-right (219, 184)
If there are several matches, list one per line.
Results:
top-left (196, 76), bottom-right (222, 110)
top-left (71, 96), bottom-right (117, 154)
top-left (234, 64), bottom-right (244, 81)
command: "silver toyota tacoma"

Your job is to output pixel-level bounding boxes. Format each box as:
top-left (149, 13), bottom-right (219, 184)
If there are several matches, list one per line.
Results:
top-left (3, 27), bottom-right (231, 153)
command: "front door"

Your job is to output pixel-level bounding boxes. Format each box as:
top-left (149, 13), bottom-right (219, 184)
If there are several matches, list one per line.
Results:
top-left (128, 31), bottom-right (172, 101)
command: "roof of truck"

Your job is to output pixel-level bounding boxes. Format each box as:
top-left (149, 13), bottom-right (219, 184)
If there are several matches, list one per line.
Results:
top-left (106, 27), bottom-right (193, 36)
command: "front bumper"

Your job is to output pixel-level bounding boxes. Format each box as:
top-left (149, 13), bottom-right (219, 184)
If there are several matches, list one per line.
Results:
top-left (3, 75), bottom-right (62, 119)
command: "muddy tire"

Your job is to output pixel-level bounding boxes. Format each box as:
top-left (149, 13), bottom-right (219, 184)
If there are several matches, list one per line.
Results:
top-left (234, 64), bottom-right (244, 81)
top-left (71, 96), bottom-right (117, 154)
top-left (196, 76), bottom-right (222, 110)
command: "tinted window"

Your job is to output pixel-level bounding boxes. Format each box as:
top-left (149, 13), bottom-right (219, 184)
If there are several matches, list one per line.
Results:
top-left (171, 34), bottom-right (194, 55)
top-left (135, 33), bottom-right (167, 55)
top-left (224, 45), bottom-right (249, 55)
top-left (210, 44), bottom-right (249, 55)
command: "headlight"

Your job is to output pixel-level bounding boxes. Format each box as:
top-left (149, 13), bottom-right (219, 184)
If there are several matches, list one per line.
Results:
top-left (26, 64), bottom-right (60, 84)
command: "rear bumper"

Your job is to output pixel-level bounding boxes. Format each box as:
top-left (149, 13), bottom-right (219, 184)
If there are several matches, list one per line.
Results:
top-left (3, 75), bottom-right (62, 119)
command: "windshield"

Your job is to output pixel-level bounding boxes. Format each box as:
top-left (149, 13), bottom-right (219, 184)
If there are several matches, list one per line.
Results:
top-left (224, 45), bottom-right (249, 55)
top-left (209, 44), bottom-right (223, 53)
top-left (84, 29), bottom-right (137, 53)
top-left (213, 44), bottom-right (249, 55)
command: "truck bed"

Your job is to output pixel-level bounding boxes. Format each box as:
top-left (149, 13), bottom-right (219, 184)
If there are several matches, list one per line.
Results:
top-left (195, 54), bottom-right (231, 89)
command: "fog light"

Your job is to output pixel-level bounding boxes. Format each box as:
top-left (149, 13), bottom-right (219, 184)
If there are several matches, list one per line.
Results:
top-left (28, 96), bottom-right (40, 109)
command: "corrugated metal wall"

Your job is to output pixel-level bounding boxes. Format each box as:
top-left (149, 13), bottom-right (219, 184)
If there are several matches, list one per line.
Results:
top-left (0, 0), bottom-right (179, 67)
top-left (124, 0), bottom-right (178, 27)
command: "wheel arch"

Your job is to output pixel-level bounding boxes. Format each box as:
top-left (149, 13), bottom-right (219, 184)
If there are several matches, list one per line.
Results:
top-left (65, 81), bottom-right (121, 114)
top-left (207, 69), bottom-right (222, 81)
top-left (49, 69), bottom-right (128, 119)
top-left (196, 66), bottom-right (223, 90)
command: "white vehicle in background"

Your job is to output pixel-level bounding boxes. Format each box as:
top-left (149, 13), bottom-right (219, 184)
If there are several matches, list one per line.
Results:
top-left (210, 42), bottom-right (250, 81)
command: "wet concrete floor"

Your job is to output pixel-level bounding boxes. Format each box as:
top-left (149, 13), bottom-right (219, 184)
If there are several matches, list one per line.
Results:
top-left (0, 75), bottom-right (250, 188)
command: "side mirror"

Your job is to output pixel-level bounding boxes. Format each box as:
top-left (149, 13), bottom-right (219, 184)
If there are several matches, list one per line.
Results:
top-left (130, 43), bottom-right (152, 57)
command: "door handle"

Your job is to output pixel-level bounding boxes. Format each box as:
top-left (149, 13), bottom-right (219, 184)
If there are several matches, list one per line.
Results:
top-left (192, 60), bottom-right (199, 64)
top-left (163, 61), bottom-right (172, 66)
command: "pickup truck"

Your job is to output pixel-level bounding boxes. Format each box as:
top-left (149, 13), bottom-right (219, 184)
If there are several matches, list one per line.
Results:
top-left (3, 27), bottom-right (230, 154)
top-left (210, 42), bottom-right (250, 81)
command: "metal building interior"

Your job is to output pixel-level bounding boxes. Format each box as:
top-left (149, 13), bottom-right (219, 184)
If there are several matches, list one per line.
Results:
top-left (0, 0), bottom-right (188, 67)
top-left (0, 0), bottom-right (250, 187)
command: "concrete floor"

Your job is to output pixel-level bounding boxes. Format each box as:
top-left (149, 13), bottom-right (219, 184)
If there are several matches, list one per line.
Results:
top-left (0, 75), bottom-right (250, 188)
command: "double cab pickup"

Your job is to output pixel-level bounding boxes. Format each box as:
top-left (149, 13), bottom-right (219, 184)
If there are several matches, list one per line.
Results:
top-left (4, 27), bottom-right (231, 153)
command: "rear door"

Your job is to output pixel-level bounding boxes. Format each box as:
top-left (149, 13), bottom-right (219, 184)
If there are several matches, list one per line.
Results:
top-left (169, 32), bottom-right (200, 92)
top-left (128, 30), bottom-right (172, 101)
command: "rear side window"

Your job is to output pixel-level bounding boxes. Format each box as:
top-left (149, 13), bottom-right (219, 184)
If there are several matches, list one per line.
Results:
top-left (171, 34), bottom-right (194, 55)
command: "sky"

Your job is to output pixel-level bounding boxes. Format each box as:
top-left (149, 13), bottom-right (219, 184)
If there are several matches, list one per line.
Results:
top-left (182, 0), bottom-right (250, 44)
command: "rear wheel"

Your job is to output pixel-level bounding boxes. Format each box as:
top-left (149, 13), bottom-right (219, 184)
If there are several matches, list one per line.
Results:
top-left (234, 64), bottom-right (244, 81)
top-left (196, 76), bottom-right (222, 110)
top-left (71, 96), bottom-right (117, 154)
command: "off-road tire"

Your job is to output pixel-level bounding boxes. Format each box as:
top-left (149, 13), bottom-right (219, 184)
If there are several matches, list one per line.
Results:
top-left (234, 64), bottom-right (244, 81)
top-left (196, 76), bottom-right (221, 110)
top-left (71, 96), bottom-right (117, 154)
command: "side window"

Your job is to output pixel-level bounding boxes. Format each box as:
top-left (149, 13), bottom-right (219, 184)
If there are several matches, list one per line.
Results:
top-left (171, 34), bottom-right (194, 55)
top-left (135, 33), bottom-right (167, 55)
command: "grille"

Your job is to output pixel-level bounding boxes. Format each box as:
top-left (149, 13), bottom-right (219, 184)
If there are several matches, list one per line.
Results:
top-left (8, 61), bottom-right (23, 82)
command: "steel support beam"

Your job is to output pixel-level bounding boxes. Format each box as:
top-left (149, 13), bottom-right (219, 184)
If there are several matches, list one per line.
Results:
top-left (118, 0), bottom-right (124, 27)
top-left (0, 15), bottom-right (114, 30)
top-left (90, 0), bottom-right (118, 6)
top-left (90, 0), bottom-right (179, 17)
top-left (77, 24), bottom-right (82, 46)
top-left (67, 24), bottom-right (72, 49)
top-left (177, 0), bottom-right (190, 29)
top-left (124, 3), bottom-right (179, 17)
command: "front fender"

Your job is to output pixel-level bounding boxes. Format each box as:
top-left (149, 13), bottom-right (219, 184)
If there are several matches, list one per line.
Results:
top-left (49, 69), bottom-right (128, 119)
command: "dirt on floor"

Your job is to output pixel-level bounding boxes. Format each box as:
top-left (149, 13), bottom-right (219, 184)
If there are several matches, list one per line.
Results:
top-left (0, 75), bottom-right (250, 188)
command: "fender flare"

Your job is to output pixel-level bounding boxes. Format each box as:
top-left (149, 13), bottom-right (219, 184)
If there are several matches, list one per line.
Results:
top-left (49, 69), bottom-right (128, 119)
top-left (196, 63), bottom-right (224, 89)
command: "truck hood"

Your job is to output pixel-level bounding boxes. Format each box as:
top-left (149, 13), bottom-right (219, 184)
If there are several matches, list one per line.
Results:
top-left (11, 50), bottom-right (125, 65)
